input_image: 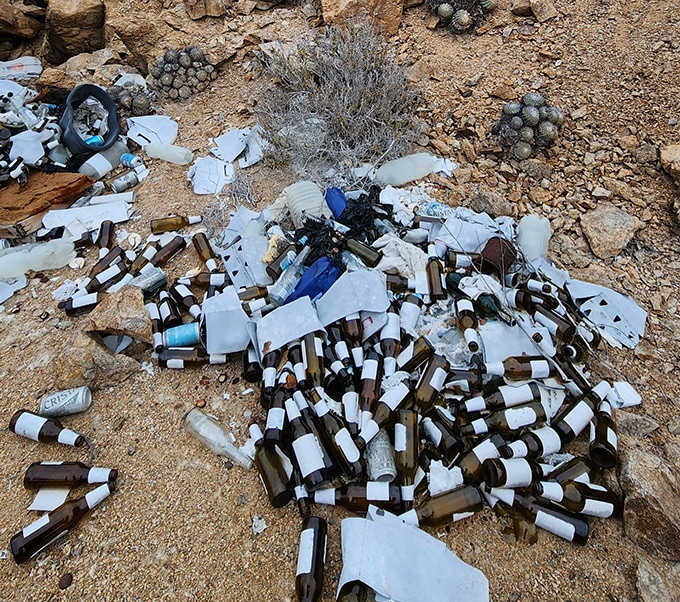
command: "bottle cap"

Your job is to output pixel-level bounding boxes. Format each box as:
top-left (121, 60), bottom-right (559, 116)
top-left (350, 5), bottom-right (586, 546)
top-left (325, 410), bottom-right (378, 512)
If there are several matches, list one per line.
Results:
top-left (248, 423), bottom-right (264, 442)
top-left (57, 428), bottom-right (85, 447)
top-left (188, 216), bottom-right (202, 225)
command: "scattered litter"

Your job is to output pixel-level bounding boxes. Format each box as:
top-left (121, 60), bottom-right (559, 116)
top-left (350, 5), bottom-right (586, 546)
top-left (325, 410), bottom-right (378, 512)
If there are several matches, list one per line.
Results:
top-left (187, 156), bottom-right (234, 195)
top-left (251, 515), bottom-right (267, 535)
top-left (241, 388), bottom-right (254, 396)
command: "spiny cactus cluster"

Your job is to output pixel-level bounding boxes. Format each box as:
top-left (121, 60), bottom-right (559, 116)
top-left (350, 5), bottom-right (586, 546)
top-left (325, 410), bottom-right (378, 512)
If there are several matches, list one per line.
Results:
top-left (426, 0), bottom-right (497, 32)
top-left (492, 92), bottom-right (565, 160)
top-left (106, 84), bottom-right (155, 117)
top-left (149, 46), bottom-right (217, 101)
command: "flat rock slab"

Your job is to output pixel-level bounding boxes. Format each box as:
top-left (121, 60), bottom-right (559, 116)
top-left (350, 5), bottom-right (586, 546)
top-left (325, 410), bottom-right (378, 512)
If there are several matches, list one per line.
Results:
top-left (580, 205), bottom-right (643, 259)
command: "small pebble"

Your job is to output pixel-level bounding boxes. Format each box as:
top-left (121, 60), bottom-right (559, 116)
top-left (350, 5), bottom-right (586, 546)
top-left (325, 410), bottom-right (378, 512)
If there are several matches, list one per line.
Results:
top-left (59, 573), bottom-right (73, 589)
top-left (128, 445), bottom-right (136, 456)
top-left (195, 398), bottom-right (206, 408)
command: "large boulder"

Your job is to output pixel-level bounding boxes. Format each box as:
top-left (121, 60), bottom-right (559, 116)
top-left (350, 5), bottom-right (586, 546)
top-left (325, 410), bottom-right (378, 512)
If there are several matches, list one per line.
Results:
top-left (619, 446), bottom-right (680, 561)
top-left (636, 555), bottom-right (680, 602)
top-left (320, 0), bottom-right (404, 35)
top-left (184, 0), bottom-right (234, 19)
top-left (661, 145), bottom-right (680, 183)
top-left (108, 15), bottom-right (179, 75)
top-left (0, 0), bottom-right (44, 39)
top-left (45, 0), bottom-right (105, 64)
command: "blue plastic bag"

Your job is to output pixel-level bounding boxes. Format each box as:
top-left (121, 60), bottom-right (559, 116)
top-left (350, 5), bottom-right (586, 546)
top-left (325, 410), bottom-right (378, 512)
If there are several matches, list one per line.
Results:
top-left (324, 187), bottom-right (347, 219)
top-left (284, 256), bottom-right (340, 305)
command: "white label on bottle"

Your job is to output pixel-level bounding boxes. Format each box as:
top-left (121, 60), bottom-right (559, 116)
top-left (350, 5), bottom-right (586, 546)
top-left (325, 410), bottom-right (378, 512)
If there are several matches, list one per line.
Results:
top-left (506, 440), bottom-right (528, 458)
top-left (501, 459), bottom-right (534, 488)
top-left (430, 367), bottom-right (448, 392)
top-left (500, 384), bottom-right (534, 407)
top-left (292, 362), bottom-right (306, 384)
top-left (296, 528), bottom-right (315, 575)
top-left (343, 391), bottom-right (359, 423)
top-left (23, 513), bottom-right (51, 538)
top-left (401, 484), bottom-right (415, 502)
top-left (535, 427), bottom-right (562, 456)
top-left (208, 273), bottom-right (224, 286)
top-left (262, 366), bottom-right (276, 389)
top-left (378, 382), bottom-right (410, 410)
top-left (471, 418), bottom-right (487, 435)
top-left (451, 511), bottom-right (475, 523)
top-left (351, 347), bottom-right (364, 368)
top-left (87, 467), bottom-right (113, 483)
top-left (561, 401), bottom-right (594, 437)
top-left (456, 299), bottom-right (474, 313)
top-left (421, 418), bottom-right (442, 446)
top-left (361, 359), bottom-right (378, 382)
top-left (57, 429), bottom-right (81, 446)
top-left (607, 428), bottom-right (618, 449)
top-left (294, 485), bottom-right (308, 501)
top-left (380, 313), bottom-right (401, 341)
top-left (13, 412), bottom-right (47, 441)
top-left (484, 362), bottom-right (505, 376)
top-left (505, 406), bottom-right (538, 430)
top-left (474, 437), bottom-right (501, 462)
top-left (314, 337), bottom-right (323, 357)
top-left (165, 359), bottom-right (185, 369)
top-left (293, 433), bottom-right (325, 477)
top-left (464, 396), bottom-right (486, 413)
top-left (534, 311), bottom-right (558, 335)
top-left (335, 429), bottom-right (360, 463)
top-left (266, 407), bottom-right (285, 431)
top-left (464, 329), bottom-right (479, 350)
top-left (400, 303), bottom-right (421, 331)
top-left (535, 510), bottom-right (576, 542)
top-left (72, 293), bottom-right (99, 308)
top-left (152, 332), bottom-right (163, 350)
top-left (145, 303), bottom-right (160, 320)
top-left (530, 360), bottom-right (551, 379)
top-left (314, 398), bottom-right (329, 417)
top-left (538, 481), bottom-right (564, 503)
top-left (358, 419), bottom-right (379, 445)
top-left (330, 360), bottom-right (344, 375)
top-left (96, 263), bottom-right (122, 284)
top-left (332, 341), bottom-right (349, 362)
top-left (582, 498), bottom-right (614, 517)
top-left (159, 301), bottom-right (171, 321)
top-left (394, 423), bottom-right (407, 452)
top-left (366, 481), bottom-right (390, 501)
top-left (85, 483), bottom-right (111, 508)
top-left (313, 488), bottom-right (337, 506)
top-left (86, 153), bottom-right (114, 178)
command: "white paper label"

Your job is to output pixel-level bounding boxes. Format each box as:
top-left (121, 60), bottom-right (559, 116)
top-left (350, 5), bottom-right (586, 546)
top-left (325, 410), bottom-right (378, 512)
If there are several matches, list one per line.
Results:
top-left (530, 360), bottom-right (551, 379)
top-left (145, 303), bottom-right (160, 320)
top-left (534, 427), bottom-right (562, 456)
top-left (400, 302), bottom-right (421, 331)
top-left (582, 498), bottom-right (614, 517)
top-left (422, 418), bottom-right (442, 446)
top-left (86, 153), bottom-right (114, 177)
top-left (334, 341), bottom-right (350, 361)
top-left (72, 293), bottom-right (99, 308)
top-left (343, 391), bottom-right (359, 423)
top-left (607, 428), bottom-right (618, 449)
top-left (561, 401), bottom-right (594, 437)
top-left (361, 359), bottom-right (378, 382)
top-left (165, 359), bottom-right (185, 369)
top-left (394, 423), bottom-right (407, 452)
top-left (23, 513), bottom-right (51, 537)
top-left (335, 429), bottom-right (360, 463)
top-left (456, 299), bottom-right (474, 313)
top-left (505, 440), bottom-right (528, 458)
top-left (13, 412), bottom-right (47, 441)
top-left (313, 488), bottom-right (336, 505)
top-left (330, 360), bottom-right (344, 375)
top-left (538, 481), bottom-right (564, 503)
top-left (378, 382), bottom-right (410, 410)
top-left (430, 367), bottom-right (448, 392)
top-left (262, 366), bottom-right (276, 388)
top-left (401, 484), bottom-right (415, 502)
top-left (501, 459), bottom-right (534, 488)
top-left (314, 337), bottom-right (323, 357)
top-left (159, 302), bottom-right (171, 320)
top-left (381, 313), bottom-right (401, 341)
top-left (293, 433), bottom-right (325, 477)
top-left (464, 395), bottom-right (486, 413)
top-left (473, 437), bottom-right (500, 462)
top-left (365, 481), bottom-right (390, 501)
top-left (535, 510), bottom-right (576, 541)
top-left (296, 528), bottom-right (315, 575)
top-left (266, 407), bottom-right (285, 431)
top-left (505, 406), bottom-right (538, 430)
top-left (451, 511), bottom-right (475, 523)
top-left (500, 384), bottom-right (534, 407)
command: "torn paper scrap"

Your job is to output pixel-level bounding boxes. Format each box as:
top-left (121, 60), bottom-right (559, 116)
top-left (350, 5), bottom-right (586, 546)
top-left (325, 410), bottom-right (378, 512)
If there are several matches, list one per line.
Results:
top-left (187, 156), bottom-right (235, 195)
top-left (127, 115), bottom-right (178, 146)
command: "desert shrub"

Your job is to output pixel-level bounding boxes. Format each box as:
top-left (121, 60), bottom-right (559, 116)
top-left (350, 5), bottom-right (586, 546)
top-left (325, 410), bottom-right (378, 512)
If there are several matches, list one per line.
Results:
top-left (254, 19), bottom-right (421, 187)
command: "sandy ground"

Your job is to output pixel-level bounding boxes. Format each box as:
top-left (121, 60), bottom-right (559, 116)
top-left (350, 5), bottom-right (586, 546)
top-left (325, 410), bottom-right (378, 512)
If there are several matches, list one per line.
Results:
top-left (1, 0), bottom-right (680, 600)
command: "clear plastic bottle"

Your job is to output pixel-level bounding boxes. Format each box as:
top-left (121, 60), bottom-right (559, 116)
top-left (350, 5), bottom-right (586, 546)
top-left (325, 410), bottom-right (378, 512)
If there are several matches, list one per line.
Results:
top-left (183, 408), bottom-right (252, 469)
top-left (144, 143), bottom-right (193, 165)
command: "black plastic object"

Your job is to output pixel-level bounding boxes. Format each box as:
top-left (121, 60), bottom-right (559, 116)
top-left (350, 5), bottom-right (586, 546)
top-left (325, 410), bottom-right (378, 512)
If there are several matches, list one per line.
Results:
top-left (59, 85), bottom-right (120, 155)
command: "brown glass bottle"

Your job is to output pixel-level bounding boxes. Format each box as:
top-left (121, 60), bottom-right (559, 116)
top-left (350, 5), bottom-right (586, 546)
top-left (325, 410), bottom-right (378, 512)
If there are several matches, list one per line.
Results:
top-left (313, 482), bottom-right (402, 513)
top-left (327, 322), bottom-right (352, 369)
top-left (357, 379), bottom-right (412, 449)
top-left (177, 272), bottom-right (229, 289)
top-left (295, 516), bottom-right (327, 602)
top-left (24, 461), bottom-right (117, 489)
top-left (150, 214), bottom-right (201, 234)
top-left (145, 301), bottom-right (164, 352)
top-left (425, 244), bottom-right (446, 301)
top-left (94, 220), bottom-right (115, 254)
top-left (343, 312), bottom-right (364, 369)
top-left (192, 231), bottom-right (219, 272)
top-left (394, 409), bottom-right (419, 510)
top-left (462, 382), bottom-right (542, 414)
top-left (460, 400), bottom-right (548, 437)
top-left (421, 409), bottom-right (465, 465)
top-left (62, 292), bottom-right (102, 316)
top-left (158, 290), bottom-right (183, 329)
top-left (88, 245), bottom-right (125, 280)
top-left (359, 351), bottom-right (383, 425)
top-left (456, 433), bottom-right (506, 484)
top-left (169, 283), bottom-right (201, 319)
top-left (9, 410), bottom-right (84, 447)
top-left (129, 241), bottom-right (160, 276)
top-left (379, 305), bottom-right (401, 377)
top-left (345, 238), bottom-right (383, 268)
top-left (249, 424), bottom-right (293, 508)
top-left (404, 485), bottom-right (483, 527)
top-left (413, 354), bottom-right (450, 413)
top-left (482, 457), bottom-right (545, 489)
top-left (483, 355), bottom-right (557, 381)
top-left (302, 332), bottom-right (325, 389)
top-left (455, 298), bottom-right (480, 352)
top-left (285, 397), bottom-right (327, 492)
top-left (533, 479), bottom-right (621, 518)
top-left (396, 335), bottom-right (434, 373)
top-left (552, 381), bottom-right (611, 445)
top-left (10, 482), bottom-right (114, 564)
top-left (499, 425), bottom-right (562, 461)
top-left (150, 235), bottom-right (187, 268)
top-left (589, 399), bottom-right (617, 469)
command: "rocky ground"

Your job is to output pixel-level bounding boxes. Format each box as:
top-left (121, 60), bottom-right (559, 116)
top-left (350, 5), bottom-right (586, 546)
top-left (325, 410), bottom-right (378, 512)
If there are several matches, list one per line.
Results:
top-left (1, 0), bottom-right (680, 600)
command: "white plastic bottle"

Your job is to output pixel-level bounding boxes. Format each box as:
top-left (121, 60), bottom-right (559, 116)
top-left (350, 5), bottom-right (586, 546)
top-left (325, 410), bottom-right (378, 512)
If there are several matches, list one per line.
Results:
top-left (144, 143), bottom-right (193, 165)
top-left (78, 140), bottom-right (129, 180)
top-left (373, 153), bottom-right (438, 186)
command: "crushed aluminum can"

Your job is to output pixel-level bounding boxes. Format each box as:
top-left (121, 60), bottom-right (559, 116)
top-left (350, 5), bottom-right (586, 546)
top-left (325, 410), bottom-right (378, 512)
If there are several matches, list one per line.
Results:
top-left (39, 386), bottom-right (92, 417)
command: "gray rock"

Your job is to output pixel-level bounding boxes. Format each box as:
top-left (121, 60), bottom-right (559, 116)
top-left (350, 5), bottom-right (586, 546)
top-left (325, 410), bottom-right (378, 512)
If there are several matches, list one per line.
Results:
top-left (632, 143), bottom-right (658, 164)
top-left (468, 188), bottom-right (514, 218)
top-left (636, 555), bottom-right (680, 602)
top-left (617, 410), bottom-right (660, 437)
top-left (580, 205), bottom-right (643, 259)
top-left (529, 0), bottom-right (558, 22)
top-left (45, 0), bottom-right (105, 64)
top-left (321, 0), bottom-right (404, 35)
top-left (0, 0), bottom-right (44, 39)
top-left (83, 286), bottom-right (153, 345)
top-left (184, 0), bottom-right (234, 19)
top-left (619, 447), bottom-right (680, 561)
top-left (668, 417), bottom-right (680, 435)
top-left (510, 0), bottom-right (533, 16)
top-left (519, 158), bottom-right (553, 180)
